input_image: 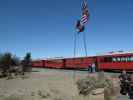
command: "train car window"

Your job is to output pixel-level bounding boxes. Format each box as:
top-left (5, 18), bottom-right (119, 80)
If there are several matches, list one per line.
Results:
top-left (104, 57), bottom-right (112, 62)
top-left (128, 57), bottom-right (131, 62)
top-left (123, 57), bottom-right (127, 62)
top-left (129, 57), bottom-right (131, 61)
top-left (112, 56), bottom-right (133, 62)
top-left (127, 57), bottom-right (131, 62)
top-left (131, 57), bottom-right (133, 61)
top-left (117, 57), bottom-right (121, 62)
top-left (124, 57), bottom-right (127, 62)
top-left (125, 57), bottom-right (128, 62)
top-left (130, 57), bottom-right (132, 62)
top-left (112, 58), bottom-right (116, 62)
top-left (130, 57), bottom-right (132, 61)
top-left (121, 57), bottom-right (125, 62)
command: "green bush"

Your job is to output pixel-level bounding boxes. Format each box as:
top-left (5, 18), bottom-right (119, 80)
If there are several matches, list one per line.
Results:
top-left (0, 52), bottom-right (22, 78)
top-left (76, 76), bottom-right (97, 95)
top-left (21, 52), bottom-right (32, 73)
top-left (0, 53), bottom-right (12, 76)
top-left (76, 72), bottom-right (114, 96)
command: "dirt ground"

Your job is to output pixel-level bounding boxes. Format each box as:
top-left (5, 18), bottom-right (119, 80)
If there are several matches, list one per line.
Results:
top-left (0, 68), bottom-right (119, 100)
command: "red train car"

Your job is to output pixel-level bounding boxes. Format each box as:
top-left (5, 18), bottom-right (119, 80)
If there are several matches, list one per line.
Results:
top-left (97, 52), bottom-right (133, 71)
top-left (45, 59), bottom-right (65, 69)
top-left (32, 52), bottom-right (133, 71)
top-left (32, 60), bottom-right (44, 68)
top-left (65, 57), bottom-right (95, 69)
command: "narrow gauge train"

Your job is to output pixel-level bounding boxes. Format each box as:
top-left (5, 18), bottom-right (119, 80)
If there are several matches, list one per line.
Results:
top-left (32, 52), bottom-right (133, 71)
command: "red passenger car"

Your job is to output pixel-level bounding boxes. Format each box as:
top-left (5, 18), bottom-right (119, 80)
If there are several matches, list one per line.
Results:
top-left (65, 57), bottom-right (95, 69)
top-left (97, 52), bottom-right (133, 71)
top-left (32, 52), bottom-right (133, 71)
top-left (32, 60), bottom-right (44, 68)
top-left (45, 59), bottom-right (65, 69)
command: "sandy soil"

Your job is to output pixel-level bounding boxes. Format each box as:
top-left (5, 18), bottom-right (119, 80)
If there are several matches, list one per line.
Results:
top-left (0, 68), bottom-right (116, 100)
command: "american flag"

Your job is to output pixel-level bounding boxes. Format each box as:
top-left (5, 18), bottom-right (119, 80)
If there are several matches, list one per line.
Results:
top-left (80, 14), bottom-right (88, 25)
top-left (76, 0), bottom-right (90, 32)
top-left (80, 0), bottom-right (89, 25)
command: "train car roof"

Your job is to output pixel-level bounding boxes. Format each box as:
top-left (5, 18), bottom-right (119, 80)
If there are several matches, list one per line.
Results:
top-left (97, 52), bottom-right (133, 57)
top-left (32, 51), bottom-right (133, 61)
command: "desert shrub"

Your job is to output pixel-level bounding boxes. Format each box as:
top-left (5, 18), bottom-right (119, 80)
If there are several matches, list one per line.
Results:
top-left (2, 95), bottom-right (22, 100)
top-left (104, 87), bottom-right (116, 100)
top-left (76, 76), bottom-right (97, 95)
top-left (0, 53), bottom-right (12, 77)
top-left (104, 79), bottom-right (114, 88)
top-left (11, 56), bottom-right (20, 66)
top-left (38, 90), bottom-right (50, 98)
top-left (104, 78), bottom-right (117, 98)
top-left (76, 72), bottom-right (114, 96)
top-left (0, 53), bottom-right (21, 77)
top-left (21, 52), bottom-right (32, 73)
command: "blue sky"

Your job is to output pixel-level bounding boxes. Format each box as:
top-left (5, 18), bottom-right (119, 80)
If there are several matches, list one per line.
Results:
top-left (0, 0), bottom-right (133, 59)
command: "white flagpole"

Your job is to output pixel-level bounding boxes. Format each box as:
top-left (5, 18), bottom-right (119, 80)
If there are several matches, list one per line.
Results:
top-left (73, 31), bottom-right (78, 81)
top-left (83, 31), bottom-right (88, 56)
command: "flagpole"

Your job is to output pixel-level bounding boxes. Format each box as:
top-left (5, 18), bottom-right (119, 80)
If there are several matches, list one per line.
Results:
top-left (73, 0), bottom-right (89, 81)
top-left (73, 31), bottom-right (77, 81)
top-left (74, 32), bottom-right (77, 58)
top-left (83, 31), bottom-right (88, 56)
